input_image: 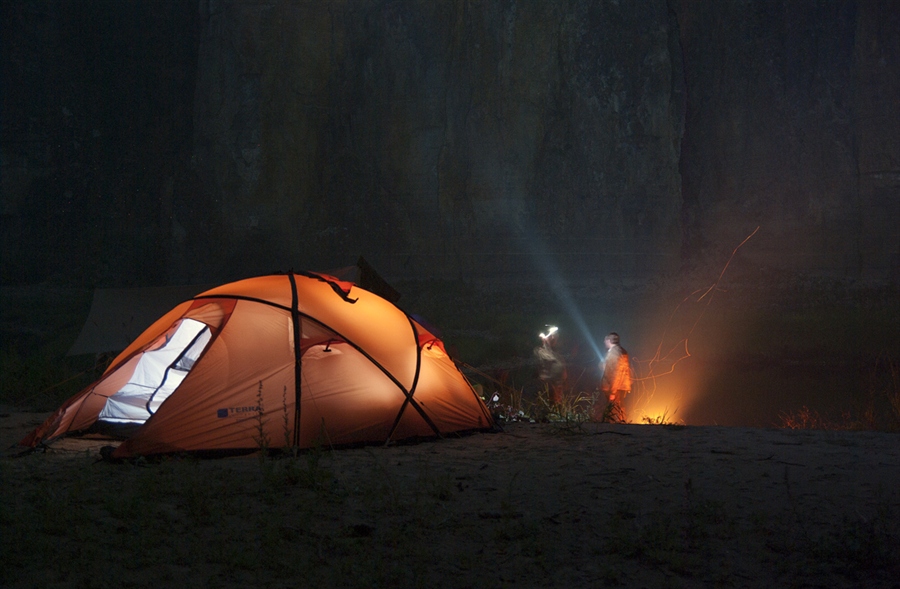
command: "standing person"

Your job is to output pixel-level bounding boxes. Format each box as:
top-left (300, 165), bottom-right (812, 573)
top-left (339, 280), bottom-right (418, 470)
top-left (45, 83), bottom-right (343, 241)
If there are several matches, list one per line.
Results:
top-left (595, 332), bottom-right (631, 422)
top-left (534, 326), bottom-right (567, 406)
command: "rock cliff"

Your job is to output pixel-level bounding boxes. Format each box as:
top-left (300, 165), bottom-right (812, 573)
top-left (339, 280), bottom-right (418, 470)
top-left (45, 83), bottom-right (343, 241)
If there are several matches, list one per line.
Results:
top-left (2, 0), bottom-right (898, 290)
top-left (192, 0), bottom-right (685, 285)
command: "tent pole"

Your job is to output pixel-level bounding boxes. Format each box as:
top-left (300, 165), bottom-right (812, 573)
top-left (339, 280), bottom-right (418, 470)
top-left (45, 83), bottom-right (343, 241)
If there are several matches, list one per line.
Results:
top-left (384, 314), bottom-right (443, 443)
top-left (288, 273), bottom-right (303, 448)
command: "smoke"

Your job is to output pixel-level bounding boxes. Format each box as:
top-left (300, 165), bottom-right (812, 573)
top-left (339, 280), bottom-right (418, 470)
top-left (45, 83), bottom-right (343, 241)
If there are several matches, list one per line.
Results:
top-left (515, 222), bottom-right (604, 361)
top-left (512, 194), bottom-right (762, 425)
top-left (626, 227), bottom-right (761, 424)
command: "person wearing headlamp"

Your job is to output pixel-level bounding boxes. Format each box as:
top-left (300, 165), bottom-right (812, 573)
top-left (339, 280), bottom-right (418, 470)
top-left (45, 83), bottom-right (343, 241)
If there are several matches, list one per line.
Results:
top-left (534, 326), bottom-right (567, 406)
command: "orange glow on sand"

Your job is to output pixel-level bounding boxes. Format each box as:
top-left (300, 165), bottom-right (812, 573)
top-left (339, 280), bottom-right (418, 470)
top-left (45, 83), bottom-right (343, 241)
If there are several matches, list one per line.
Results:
top-left (626, 352), bottom-right (699, 424)
top-left (627, 382), bottom-right (690, 425)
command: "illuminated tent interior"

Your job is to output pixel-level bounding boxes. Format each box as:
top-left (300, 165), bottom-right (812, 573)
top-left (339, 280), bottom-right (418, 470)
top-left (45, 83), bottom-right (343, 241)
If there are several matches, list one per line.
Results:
top-left (22, 272), bottom-right (494, 458)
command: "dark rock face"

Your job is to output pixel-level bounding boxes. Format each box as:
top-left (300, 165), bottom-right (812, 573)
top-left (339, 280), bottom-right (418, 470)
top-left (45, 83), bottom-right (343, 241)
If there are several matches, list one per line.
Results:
top-left (2, 0), bottom-right (898, 288)
top-left (191, 0), bottom-right (685, 285)
top-left (1, 0), bottom-right (201, 285)
top-left (855, 1), bottom-right (900, 282)
top-left (677, 0), bottom-right (899, 282)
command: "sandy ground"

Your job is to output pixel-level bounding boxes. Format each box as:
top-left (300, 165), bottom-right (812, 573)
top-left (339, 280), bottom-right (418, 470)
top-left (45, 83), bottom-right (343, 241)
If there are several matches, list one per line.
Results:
top-left (2, 407), bottom-right (899, 588)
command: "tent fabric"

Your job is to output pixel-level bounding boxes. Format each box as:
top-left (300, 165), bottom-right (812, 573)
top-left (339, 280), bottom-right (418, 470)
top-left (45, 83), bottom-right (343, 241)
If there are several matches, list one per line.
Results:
top-left (22, 272), bottom-right (493, 457)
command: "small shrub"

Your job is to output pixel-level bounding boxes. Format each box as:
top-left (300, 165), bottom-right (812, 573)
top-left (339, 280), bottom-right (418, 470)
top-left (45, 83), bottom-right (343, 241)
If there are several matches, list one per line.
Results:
top-left (641, 407), bottom-right (682, 426)
top-left (779, 353), bottom-right (900, 433)
top-left (778, 406), bottom-right (834, 430)
top-left (536, 388), bottom-right (593, 424)
top-left (482, 385), bottom-right (533, 423)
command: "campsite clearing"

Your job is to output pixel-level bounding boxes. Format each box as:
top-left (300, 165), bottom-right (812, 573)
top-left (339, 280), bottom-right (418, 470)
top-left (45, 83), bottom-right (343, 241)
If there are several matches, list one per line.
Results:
top-left (3, 415), bottom-right (898, 589)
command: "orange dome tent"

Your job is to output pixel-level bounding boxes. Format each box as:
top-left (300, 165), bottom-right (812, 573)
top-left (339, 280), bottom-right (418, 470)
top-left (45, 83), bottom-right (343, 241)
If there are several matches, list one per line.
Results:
top-left (22, 272), bottom-right (494, 458)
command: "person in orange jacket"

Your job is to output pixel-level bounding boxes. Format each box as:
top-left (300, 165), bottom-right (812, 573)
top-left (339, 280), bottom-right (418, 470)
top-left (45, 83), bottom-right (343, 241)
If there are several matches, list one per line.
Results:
top-left (596, 332), bottom-right (632, 422)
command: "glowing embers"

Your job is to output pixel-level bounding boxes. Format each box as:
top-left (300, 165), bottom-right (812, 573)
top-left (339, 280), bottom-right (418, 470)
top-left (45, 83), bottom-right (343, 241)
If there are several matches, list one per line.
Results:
top-left (98, 318), bottom-right (211, 426)
top-left (627, 378), bottom-right (691, 425)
